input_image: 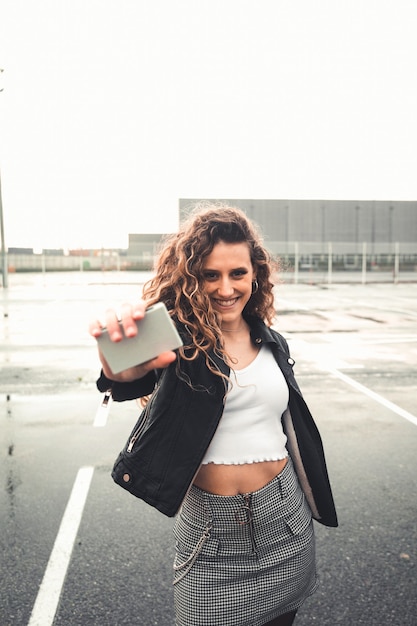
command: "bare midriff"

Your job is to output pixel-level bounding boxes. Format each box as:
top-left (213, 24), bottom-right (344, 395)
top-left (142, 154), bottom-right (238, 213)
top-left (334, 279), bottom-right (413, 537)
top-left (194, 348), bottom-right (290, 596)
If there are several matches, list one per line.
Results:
top-left (193, 458), bottom-right (288, 496)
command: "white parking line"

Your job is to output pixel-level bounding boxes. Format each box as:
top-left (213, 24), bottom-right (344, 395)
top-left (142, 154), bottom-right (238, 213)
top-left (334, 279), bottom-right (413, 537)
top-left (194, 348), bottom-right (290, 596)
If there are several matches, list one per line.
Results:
top-left (27, 466), bottom-right (94, 626)
top-left (329, 368), bottom-right (417, 427)
top-left (288, 336), bottom-right (417, 427)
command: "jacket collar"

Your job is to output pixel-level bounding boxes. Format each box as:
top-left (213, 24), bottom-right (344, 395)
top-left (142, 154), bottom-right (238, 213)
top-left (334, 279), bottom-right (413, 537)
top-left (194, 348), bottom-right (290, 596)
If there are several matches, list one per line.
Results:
top-left (244, 314), bottom-right (298, 384)
top-left (244, 314), bottom-right (286, 350)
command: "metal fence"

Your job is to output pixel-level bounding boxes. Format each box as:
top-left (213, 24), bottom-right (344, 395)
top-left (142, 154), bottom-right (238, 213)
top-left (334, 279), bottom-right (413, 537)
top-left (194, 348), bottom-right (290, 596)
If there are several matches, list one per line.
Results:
top-left (271, 241), bottom-right (416, 284)
top-left (3, 241), bottom-right (417, 285)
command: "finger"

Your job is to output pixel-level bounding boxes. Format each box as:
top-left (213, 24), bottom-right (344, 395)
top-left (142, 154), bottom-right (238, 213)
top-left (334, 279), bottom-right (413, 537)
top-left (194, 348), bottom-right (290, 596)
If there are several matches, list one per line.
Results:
top-left (132, 302), bottom-right (147, 320)
top-left (120, 302), bottom-right (146, 337)
top-left (89, 319), bottom-right (104, 338)
top-left (104, 309), bottom-right (123, 342)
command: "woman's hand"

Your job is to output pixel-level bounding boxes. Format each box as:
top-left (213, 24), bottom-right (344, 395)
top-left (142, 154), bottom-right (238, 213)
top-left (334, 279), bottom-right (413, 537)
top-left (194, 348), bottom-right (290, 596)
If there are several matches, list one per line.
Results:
top-left (89, 301), bottom-right (177, 382)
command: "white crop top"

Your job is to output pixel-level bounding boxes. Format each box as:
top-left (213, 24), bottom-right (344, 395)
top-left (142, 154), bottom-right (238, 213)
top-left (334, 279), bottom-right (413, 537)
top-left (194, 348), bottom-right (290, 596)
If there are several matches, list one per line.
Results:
top-left (201, 345), bottom-right (289, 465)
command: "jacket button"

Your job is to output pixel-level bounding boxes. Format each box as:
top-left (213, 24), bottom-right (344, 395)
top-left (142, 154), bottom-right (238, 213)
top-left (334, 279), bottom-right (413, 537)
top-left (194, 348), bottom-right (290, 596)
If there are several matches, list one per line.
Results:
top-left (255, 337), bottom-right (262, 344)
top-left (287, 357), bottom-right (295, 366)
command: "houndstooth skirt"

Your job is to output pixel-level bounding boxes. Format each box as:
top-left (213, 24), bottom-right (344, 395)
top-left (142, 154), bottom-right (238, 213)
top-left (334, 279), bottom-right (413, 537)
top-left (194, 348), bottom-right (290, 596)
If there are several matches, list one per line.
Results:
top-left (172, 457), bottom-right (317, 626)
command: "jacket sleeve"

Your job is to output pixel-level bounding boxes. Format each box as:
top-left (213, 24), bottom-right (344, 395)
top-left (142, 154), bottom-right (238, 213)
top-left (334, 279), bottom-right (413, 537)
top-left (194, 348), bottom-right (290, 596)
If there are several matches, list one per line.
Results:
top-left (96, 369), bottom-right (157, 401)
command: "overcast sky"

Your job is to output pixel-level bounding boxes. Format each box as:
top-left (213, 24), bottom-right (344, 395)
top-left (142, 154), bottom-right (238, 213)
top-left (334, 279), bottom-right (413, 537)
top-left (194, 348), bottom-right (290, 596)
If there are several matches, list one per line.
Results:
top-left (1, 0), bottom-right (416, 250)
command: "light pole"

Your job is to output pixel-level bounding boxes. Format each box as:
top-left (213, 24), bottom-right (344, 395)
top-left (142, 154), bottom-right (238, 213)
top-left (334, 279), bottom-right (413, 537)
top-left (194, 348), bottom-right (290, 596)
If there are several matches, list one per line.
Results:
top-left (0, 170), bottom-right (7, 288)
top-left (371, 201), bottom-right (376, 254)
top-left (284, 204), bottom-right (289, 249)
top-left (0, 68), bottom-right (7, 288)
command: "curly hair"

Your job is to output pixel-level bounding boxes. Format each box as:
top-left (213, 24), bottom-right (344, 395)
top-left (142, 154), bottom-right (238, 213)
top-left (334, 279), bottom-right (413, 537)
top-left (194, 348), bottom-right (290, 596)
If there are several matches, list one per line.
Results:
top-left (142, 201), bottom-right (278, 371)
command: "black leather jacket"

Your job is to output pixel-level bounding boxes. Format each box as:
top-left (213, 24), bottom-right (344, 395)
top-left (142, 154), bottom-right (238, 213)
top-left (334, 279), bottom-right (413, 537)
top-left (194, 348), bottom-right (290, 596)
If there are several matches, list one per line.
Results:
top-left (98, 315), bottom-right (338, 527)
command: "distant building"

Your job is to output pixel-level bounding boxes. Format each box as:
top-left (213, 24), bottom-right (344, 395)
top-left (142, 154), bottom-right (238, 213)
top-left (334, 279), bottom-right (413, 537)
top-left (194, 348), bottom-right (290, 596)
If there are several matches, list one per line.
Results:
top-left (179, 199), bottom-right (417, 248)
top-left (127, 233), bottom-right (170, 269)
top-left (126, 200), bottom-right (416, 271)
top-left (7, 247), bottom-right (35, 255)
top-left (128, 233), bottom-right (169, 256)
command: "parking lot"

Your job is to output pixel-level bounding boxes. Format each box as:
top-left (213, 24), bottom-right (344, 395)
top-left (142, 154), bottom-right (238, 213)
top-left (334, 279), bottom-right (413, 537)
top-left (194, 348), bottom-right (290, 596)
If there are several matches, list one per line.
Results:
top-left (1, 272), bottom-right (416, 625)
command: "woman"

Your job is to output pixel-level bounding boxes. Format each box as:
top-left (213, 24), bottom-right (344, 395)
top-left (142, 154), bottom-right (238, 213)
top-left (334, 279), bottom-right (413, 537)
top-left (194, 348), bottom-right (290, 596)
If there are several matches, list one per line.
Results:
top-left (90, 203), bottom-right (337, 626)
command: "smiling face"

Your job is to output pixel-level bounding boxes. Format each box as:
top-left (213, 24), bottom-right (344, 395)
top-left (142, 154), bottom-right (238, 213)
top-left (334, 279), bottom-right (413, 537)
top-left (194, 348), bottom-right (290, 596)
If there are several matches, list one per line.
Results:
top-left (201, 241), bottom-right (256, 329)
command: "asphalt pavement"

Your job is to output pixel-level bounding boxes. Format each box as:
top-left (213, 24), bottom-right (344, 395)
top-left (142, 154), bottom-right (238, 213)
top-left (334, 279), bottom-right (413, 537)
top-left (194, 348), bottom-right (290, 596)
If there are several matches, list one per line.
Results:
top-left (1, 271), bottom-right (416, 626)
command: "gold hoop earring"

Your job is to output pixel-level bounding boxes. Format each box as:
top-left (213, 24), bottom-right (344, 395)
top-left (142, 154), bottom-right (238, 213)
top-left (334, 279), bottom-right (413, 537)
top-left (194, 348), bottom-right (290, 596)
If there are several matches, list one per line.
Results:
top-left (251, 280), bottom-right (259, 294)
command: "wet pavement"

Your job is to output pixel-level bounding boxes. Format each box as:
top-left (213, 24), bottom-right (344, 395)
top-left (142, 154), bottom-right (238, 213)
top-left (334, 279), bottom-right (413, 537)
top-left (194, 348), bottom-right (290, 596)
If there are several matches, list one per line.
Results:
top-left (1, 272), bottom-right (416, 625)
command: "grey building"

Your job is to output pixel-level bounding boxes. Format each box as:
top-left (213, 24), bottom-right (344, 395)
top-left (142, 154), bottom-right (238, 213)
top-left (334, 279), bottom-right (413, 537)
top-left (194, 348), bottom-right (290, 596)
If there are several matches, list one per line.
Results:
top-left (128, 233), bottom-right (168, 257)
top-left (127, 199), bottom-right (416, 273)
top-left (127, 233), bottom-right (171, 269)
top-left (179, 199), bottom-right (417, 246)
